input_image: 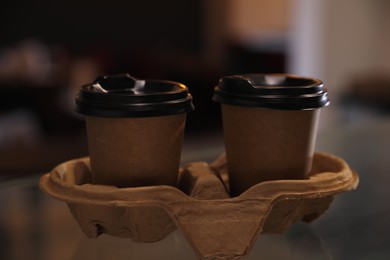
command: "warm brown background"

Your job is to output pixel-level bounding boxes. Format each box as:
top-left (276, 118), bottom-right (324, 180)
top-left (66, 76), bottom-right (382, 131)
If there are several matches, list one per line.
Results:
top-left (1, 0), bottom-right (390, 178)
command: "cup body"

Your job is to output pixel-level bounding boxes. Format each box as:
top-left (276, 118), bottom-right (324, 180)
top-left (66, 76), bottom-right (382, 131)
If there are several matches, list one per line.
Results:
top-left (86, 114), bottom-right (185, 187)
top-left (222, 104), bottom-right (320, 195)
top-left (76, 74), bottom-right (194, 188)
top-left (213, 74), bottom-right (329, 196)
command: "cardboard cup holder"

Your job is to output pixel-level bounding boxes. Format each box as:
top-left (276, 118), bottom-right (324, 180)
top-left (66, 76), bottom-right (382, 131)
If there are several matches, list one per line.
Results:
top-left (39, 152), bottom-right (358, 259)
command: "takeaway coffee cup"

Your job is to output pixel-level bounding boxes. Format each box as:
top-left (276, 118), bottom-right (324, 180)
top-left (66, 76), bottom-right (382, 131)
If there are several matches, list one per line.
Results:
top-left (213, 74), bottom-right (329, 196)
top-left (76, 74), bottom-right (194, 188)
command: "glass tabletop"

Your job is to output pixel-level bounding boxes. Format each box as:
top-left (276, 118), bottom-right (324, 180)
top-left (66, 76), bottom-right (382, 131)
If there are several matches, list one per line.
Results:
top-left (1, 110), bottom-right (390, 260)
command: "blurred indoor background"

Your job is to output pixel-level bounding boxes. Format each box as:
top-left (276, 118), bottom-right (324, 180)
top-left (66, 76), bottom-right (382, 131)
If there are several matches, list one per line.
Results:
top-left (1, 1), bottom-right (390, 260)
top-left (0, 0), bottom-right (390, 178)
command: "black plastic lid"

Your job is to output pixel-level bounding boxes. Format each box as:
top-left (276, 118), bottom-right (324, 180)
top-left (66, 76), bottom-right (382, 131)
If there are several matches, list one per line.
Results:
top-left (76, 74), bottom-right (194, 117)
top-left (213, 74), bottom-right (330, 110)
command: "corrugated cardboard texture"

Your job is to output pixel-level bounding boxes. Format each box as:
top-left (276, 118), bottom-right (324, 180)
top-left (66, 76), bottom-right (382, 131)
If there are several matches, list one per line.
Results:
top-left (40, 153), bottom-right (358, 260)
top-left (86, 114), bottom-right (185, 188)
top-left (221, 104), bottom-right (320, 196)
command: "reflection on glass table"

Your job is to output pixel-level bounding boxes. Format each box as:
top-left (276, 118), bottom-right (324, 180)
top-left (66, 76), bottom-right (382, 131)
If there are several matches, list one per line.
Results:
top-left (1, 111), bottom-right (390, 260)
top-left (0, 181), bottom-right (332, 260)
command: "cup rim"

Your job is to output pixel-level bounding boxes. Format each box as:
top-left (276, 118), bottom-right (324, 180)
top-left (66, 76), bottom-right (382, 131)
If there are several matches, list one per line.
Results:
top-left (76, 74), bottom-right (195, 118)
top-left (213, 73), bottom-right (329, 110)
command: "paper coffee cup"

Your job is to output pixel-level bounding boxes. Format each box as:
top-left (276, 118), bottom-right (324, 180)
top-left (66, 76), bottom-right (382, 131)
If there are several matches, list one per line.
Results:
top-left (213, 74), bottom-right (329, 196)
top-left (76, 74), bottom-right (194, 188)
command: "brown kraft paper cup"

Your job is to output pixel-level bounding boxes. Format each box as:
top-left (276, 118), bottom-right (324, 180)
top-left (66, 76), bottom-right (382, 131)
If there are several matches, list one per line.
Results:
top-left (213, 74), bottom-right (329, 196)
top-left (222, 104), bottom-right (319, 195)
top-left (86, 114), bottom-right (185, 187)
top-left (76, 74), bottom-right (194, 188)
